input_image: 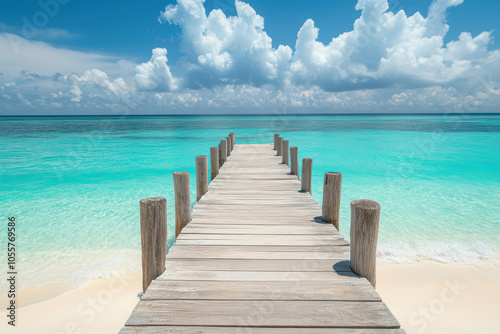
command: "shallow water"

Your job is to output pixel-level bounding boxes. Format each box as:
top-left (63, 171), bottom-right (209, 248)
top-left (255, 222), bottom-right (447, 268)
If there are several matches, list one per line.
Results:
top-left (1, 114), bottom-right (499, 292)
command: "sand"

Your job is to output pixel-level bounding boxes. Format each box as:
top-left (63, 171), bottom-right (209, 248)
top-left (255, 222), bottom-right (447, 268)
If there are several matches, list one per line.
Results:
top-left (0, 272), bottom-right (142, 334)
top-left (1, 262), bottom-right (499, 334)
top-left (377, 261), bottom-right (500, 334)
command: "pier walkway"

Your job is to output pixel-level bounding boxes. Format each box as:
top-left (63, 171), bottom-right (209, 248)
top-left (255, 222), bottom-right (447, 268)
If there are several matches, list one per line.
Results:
top-left (120, 142), bottom-right (403, 333)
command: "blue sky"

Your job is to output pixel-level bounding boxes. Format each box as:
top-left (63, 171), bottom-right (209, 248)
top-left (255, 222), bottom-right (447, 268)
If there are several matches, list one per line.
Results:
top-left (1, 0), bottom-right (500, 115)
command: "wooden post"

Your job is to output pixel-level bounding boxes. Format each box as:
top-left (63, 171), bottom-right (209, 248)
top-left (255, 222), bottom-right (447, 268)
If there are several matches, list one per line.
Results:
top-left (290, 146), bottom-right (299, 179)
top-left (140, 197), bottom-right (167, 293)
top-left (277, 137), bottom-right (283, 156)
top-left (221, 139), bottom-right (228, 164)
top-left (301, 158), bottom-right (312, 193)
top-left (196, 156), bottom-right (208, 201)
top-left (226, 136), bottom-right (232, 156)
top-left (218, 142), bottom-right (223, 167)
top-left (274, 134), bottom-right (279, 150)
top-left (173, 171), bottom-right (191, 238)
top-left (350, 199), bottom-right (380, 288)
top-left (282, 140), bottom-right (289, 165)
top-left (322, 172), bottom-right (342, 230)
top-left (230, 133), bottom-right (235, 151)
top-left (219, 140), bottom-right (227, 166)
top-left (210, 147), bottom-right (219, 181)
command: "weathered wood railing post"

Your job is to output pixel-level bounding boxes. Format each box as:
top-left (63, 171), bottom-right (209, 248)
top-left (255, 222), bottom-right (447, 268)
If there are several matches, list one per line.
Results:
top-left (274, 134), bottom-right (279, 150)
top-left (231, 133), bottom-right (235, 149)
top-left (322, 172), bottom-right (342, 230)
top-left (173, 171), bottom-right (191, 238)
top-left (229, 133), bottom-right (235, 151)
top-left (277, 137), bottom-right (283, 156)
top-left (219, 140), bottom-right (227, 166)
top-left (226, 136), bottom-right (232, 156)
top-left (301, 158), bottom-right (312, 193)
top-left (140, 197), bottom-right (167, 293)
top-left (196, 156), bottom-right (208, 201)
top-left (210, 147), bottom-right (219, 181)
top-left (290, 146), bottom-right (299, 179)
top-left (282, 140), bottom-right (289, 165)
top-left (350, 199), bottom-right (380, 288)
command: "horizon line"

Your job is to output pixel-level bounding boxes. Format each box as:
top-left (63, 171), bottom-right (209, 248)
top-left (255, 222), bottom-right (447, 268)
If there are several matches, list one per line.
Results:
top-left (1, 112), bottom-right (500, 117)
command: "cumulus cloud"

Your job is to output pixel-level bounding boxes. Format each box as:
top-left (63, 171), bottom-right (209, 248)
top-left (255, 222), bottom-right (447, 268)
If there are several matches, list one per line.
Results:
top-left (152, 0), bottom-right (500, 93)
top-left (1, 0), bottom-right (500, 114)
top-left (135, 48), bottom-right (178, 91)
top-left (290, 0), bottom-right (500, 91)
top-left (159, 0), bottom-right (292, 88)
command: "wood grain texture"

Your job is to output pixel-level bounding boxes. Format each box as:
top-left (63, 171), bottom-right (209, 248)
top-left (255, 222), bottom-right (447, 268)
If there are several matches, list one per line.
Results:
top-left (290, 146), bottom-right (299, 179)
top-left (140, 197), bottom-right (167, 293)
top-left (142, 280), bottom-right (380, 301)
top-left (173, 171), bottom-right (191, 238)
top-left (226, 136), bottom-right (232, 156)
top-left (301, 158), bottom-right (313, 193)
top-left (121, 328), bottom-right (406, 334)
top-left (122, 143), bottom-right (401, 333)
top-left (282, 140), bottom-right (290, 165)
top-left (322, 172), bottom-right (342, 230)
top-left (196, 155), bottom-right (208, 201)
top-left (220, 139), bottom-right (227, 165)
top-left (210, 147), bottom-right (219, 181)
top-left (350, 199), bottom-right (380, 288)
top-left (125, 300), bottom-right (400, 328)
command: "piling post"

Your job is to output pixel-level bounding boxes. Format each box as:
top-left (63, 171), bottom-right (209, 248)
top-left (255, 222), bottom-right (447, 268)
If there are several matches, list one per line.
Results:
top-left (173, 171), bottom-right (191, 238)
top-left (140, 197), bottom-right (167, 293)
top-left (301, 158), bottom-right (313, 193)
top-left (210, 147), bottom-right (219, 181)
top-left (221, 139), bottom-right (228, 164)
top-left (226, 136), bottom-right (232, 156)
top-left (350, 199), bottom-right (380, 288)
top-left (219, 140), bottom-right (227, 166)
top-left (322, 172), bottom-right (342, 230)
top-left (277, 137), bottom-right (283, 156)
top-left (230, 133), bottom-right (235, 151)
top-left (274, 134), bottom-right (279, 150)
top-left (196, 156), bottom-right (208, 201)
top-left (282, 140), bottom-right (289, 165)
top-left (290, 146), bottom-right (299, 179)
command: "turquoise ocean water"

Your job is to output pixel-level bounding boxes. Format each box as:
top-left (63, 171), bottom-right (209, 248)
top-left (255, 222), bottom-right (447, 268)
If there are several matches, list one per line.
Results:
top-left (1, 115), bottom-right (499, 294)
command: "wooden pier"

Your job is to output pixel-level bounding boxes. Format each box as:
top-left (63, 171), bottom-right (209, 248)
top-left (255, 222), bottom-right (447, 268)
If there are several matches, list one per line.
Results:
top-left (121, 135), bottom-right (404, 333)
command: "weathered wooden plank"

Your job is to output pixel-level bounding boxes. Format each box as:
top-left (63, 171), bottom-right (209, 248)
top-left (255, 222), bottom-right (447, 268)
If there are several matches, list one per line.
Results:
top-left (166, 247), bottom-right (348, 260)
top-left (188, 218), bottom-right (327, 225)
top-left (164, 258), bottom-right (351, 272)
top-left (121, 143), bottom-right (402, 333)
top-left (181, 225), bottom-right (338, 235)
top-left (142, 280), bottom-right (379, 301)
top-left (157, 270), bottom-right (364, 282)
top-left (192, 210), bottom-right (322, 216)
top-left (177, 234), bottom-right (343, 241)
top-left (125, 300), bottom-right (400, 328)
top-left (168, 244), bottom-right (350, 253)
top-left (120, 328), bottom-right (406, 334)
top-left (174, 235), bottom-right (346, 246)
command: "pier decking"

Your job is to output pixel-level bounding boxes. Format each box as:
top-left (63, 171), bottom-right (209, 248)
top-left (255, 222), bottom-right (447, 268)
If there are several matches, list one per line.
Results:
top-left (120, 142), bottom-right (403, 333)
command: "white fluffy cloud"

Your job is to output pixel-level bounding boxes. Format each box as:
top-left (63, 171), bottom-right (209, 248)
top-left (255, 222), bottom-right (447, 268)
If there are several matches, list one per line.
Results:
top-left (1, 0), bottom-right (500, 114)
top-left (153, 0), bottom-right (500, 93)
top-left (135, 48), bottom-right (178, 91)
top-left (159, 0), bottom-right (292, 87)
top-left (290, 0), bottom-right (499, 91)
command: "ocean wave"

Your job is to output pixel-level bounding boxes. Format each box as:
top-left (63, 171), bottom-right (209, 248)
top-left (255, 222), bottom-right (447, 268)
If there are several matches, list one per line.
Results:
top-left (377, 240), bottom-right (499, 264)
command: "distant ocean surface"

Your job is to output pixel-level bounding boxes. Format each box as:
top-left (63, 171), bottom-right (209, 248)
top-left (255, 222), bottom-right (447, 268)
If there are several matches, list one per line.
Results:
top-left (1, 114), bottom-right (499, 293)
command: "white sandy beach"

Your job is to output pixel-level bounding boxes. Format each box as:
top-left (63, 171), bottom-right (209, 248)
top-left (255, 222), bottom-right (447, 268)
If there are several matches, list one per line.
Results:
top-left (1, 262), bottom-right (499, 334)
